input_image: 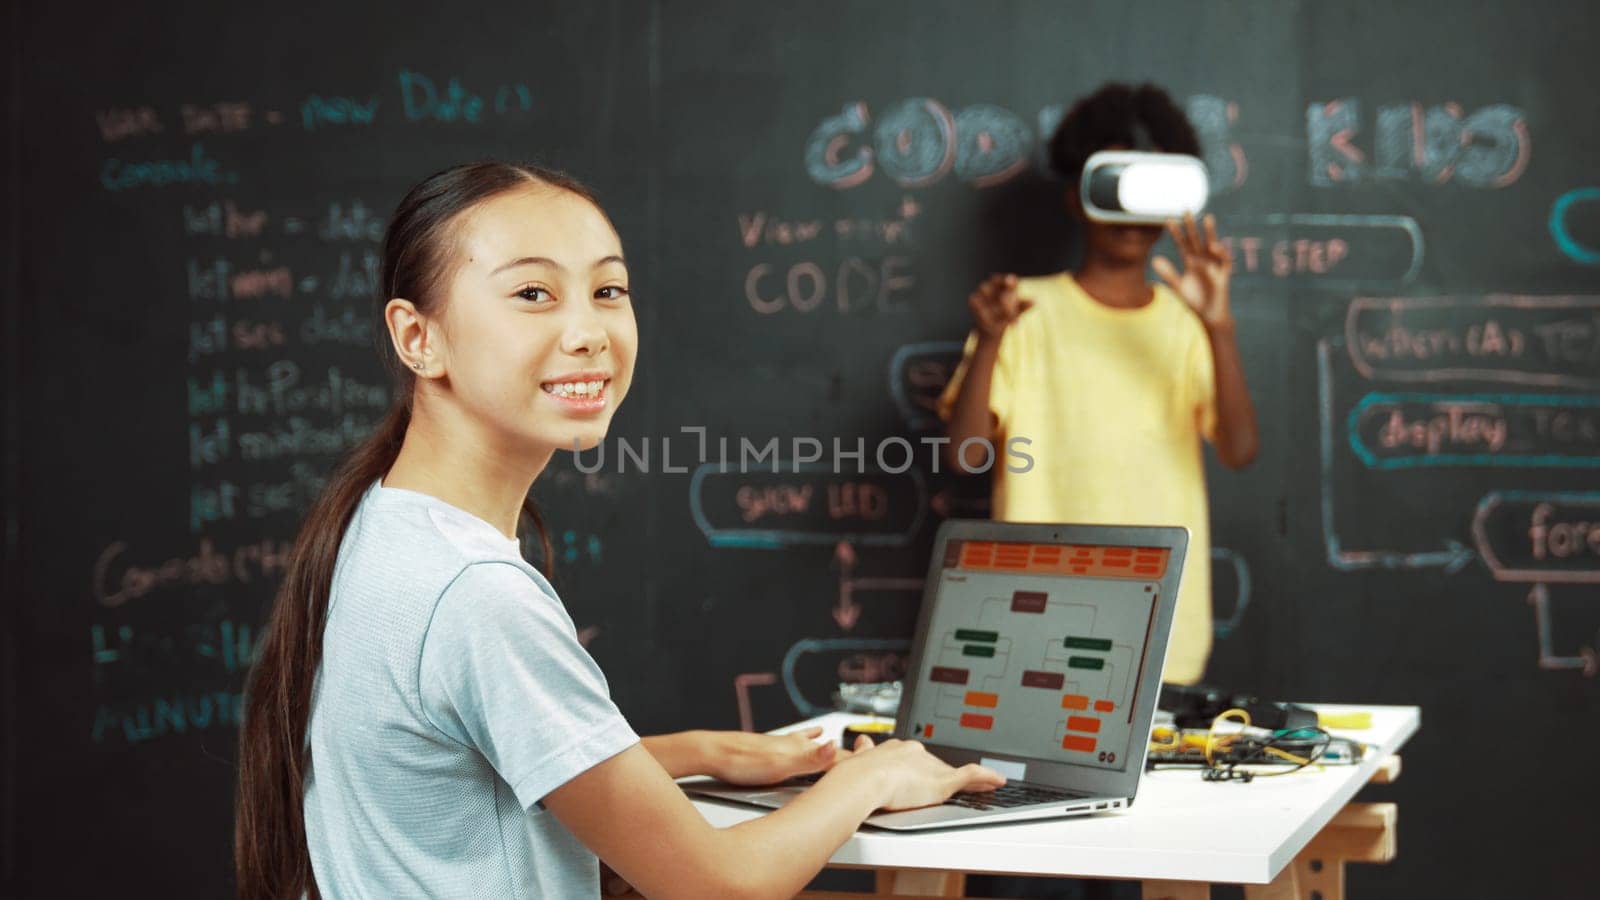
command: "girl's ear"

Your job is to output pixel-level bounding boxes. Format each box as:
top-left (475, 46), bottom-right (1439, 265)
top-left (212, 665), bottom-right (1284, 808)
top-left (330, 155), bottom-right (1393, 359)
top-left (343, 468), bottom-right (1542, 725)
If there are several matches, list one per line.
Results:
top-left (385, 298), bottom-right (441, 377)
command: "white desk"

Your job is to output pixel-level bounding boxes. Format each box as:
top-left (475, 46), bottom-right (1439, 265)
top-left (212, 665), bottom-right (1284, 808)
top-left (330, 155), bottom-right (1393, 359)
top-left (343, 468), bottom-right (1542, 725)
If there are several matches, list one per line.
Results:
top-left (684, 704), bottom-right (1419, 898)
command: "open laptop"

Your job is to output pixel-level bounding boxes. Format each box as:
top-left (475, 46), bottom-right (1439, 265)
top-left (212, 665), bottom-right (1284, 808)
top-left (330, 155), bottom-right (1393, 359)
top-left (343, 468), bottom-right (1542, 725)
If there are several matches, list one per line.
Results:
top-left (685, 519), bottom-right (1187, 830)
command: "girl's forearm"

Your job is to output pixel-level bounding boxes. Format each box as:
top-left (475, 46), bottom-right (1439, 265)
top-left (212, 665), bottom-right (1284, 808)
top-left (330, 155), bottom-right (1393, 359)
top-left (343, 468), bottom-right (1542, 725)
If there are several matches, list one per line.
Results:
top-left (641, 731), bottom-right (717, 779)
top-left (712, 764), bottom-right (888, 899)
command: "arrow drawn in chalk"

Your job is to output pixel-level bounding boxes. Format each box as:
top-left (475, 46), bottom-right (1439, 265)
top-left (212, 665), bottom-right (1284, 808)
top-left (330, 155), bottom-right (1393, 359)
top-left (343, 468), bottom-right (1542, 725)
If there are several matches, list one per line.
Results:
top-left (1317, 339), bottom-right (1476, 573)
top-left (832, 541), bottom-right (923, 632)
top-left (733, 672), bottom-right (778, 732)
top-left (1526, 584), bottom-right (1597, 677)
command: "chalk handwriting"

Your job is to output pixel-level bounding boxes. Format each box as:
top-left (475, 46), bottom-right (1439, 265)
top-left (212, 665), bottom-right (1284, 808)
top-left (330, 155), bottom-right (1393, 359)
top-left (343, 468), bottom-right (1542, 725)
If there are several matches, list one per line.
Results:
top-left (1473, 492), bottom-right (1600, 583)
top-left (1221, 214), bottom-right (1424, 286)
top-left (1347, 296), bottom-right (1600, 388)
top-left (94, 537), bottom-right (293, 607)
top-left (692, 464), bottom-right (929, 548)
top-left (807, 94), bottom-right (1245, 192)
top-left (300, 94), bottom-right (380, 130)
top-left (744, 257), bottom-right (914, 315)
top-left (101, 143), bottom-right (234, 190)
top-left (181, 102), bottom-right (252, 135)
top-left (95, 106), bottom-right (163, 142)
top-left (91, 619), bottom-right (259, 677)
top-left (92, 691), bottom-right (244, 745)
top-left (183, 200), bottom-right (267, 238)
top-left (1349, 393), bottom-right (1600, 469)
top-left (1308, 100), bottom-right (1530, 187)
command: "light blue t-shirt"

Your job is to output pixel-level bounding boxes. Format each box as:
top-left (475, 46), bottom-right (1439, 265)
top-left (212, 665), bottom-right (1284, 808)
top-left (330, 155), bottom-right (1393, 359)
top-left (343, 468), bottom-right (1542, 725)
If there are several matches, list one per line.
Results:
top-left (304, 480), bottom-right (639, 898)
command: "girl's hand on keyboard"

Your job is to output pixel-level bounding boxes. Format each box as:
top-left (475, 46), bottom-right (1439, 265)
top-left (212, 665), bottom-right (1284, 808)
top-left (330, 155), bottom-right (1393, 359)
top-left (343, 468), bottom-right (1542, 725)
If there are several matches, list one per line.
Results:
top-left (704, 727), bottom-right (840, 786)
top-left (832, 734), bottom-right (1006, 811)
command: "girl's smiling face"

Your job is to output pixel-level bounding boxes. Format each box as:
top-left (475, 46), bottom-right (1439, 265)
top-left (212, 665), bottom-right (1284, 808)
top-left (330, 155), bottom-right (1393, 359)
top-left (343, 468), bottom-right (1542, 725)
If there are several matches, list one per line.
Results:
top-left (430, 184), bottom-right (636, 455)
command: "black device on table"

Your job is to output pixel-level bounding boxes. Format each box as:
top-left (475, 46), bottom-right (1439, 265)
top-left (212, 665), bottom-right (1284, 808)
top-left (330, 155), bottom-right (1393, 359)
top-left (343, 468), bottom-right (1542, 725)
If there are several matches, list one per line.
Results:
top-left (1158, 684), bottom-right (1319, 731)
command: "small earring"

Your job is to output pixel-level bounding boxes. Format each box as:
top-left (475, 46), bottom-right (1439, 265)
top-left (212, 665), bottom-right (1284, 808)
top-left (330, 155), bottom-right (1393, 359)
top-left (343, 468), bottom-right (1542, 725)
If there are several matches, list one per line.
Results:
top-left (411, 362), bottom-right (423, 370)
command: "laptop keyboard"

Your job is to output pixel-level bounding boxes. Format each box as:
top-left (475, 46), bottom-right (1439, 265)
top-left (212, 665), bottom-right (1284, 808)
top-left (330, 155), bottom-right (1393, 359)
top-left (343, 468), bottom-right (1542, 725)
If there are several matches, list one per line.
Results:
top-left (785, 774), bottom-right (1085, 810)
top-left (948, 782), bottom-right (1085, 809)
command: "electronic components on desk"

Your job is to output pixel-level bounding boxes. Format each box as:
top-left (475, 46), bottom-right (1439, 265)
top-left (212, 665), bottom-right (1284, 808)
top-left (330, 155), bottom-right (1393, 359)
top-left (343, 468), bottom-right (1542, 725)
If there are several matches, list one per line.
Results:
top-left (835, 681), bottom-right (902, 716)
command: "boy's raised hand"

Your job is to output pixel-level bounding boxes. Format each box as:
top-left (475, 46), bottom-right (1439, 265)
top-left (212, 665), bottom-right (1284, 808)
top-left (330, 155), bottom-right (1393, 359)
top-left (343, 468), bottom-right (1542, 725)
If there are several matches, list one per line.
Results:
top-left (969, 273), bottom-right (1035, 340)
top-left (1152, 212), bottom-right (1235, 330)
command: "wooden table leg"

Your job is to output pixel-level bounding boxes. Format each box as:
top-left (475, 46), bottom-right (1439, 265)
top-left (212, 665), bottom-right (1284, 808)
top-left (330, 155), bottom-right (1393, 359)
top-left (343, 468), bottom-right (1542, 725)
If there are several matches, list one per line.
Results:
top-left (796, 868), bottom-right (968, 898)
top-left (1366, 754), bottom-right (1402, 784)
top-left (1294, 801), bottom-right (1397, 900)
top-left (874, 868), bottom-right (966, 896)
top-left (1241, 753), bottom-right (1401, 900)
top-left (1142, 880), bottom-right (1211, 899)
top-left (1241, 863), bottom-right (1298, 900)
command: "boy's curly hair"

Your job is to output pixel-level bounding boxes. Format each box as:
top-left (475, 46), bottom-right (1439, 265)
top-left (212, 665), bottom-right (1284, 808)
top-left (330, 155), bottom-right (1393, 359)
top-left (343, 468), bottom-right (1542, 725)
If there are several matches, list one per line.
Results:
top-left (1047, 82), bottom-right (1201, 183)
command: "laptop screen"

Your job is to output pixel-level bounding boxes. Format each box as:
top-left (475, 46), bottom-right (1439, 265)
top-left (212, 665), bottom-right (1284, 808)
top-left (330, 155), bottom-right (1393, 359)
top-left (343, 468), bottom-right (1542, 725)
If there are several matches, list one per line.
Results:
top-left (901, 538), bottom-right (1168, 775)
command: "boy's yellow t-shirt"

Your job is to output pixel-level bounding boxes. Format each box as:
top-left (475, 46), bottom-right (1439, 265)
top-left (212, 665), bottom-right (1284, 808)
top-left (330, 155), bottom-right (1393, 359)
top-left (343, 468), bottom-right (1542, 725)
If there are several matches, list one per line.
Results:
top-left (938, 273), bottom-right (1218, 685)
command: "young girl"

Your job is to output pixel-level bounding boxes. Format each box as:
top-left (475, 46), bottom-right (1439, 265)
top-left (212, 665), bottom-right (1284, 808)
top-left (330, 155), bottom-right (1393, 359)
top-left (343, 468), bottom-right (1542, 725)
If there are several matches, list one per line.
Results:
top-left (234, 162), bottom-right (1003, 899)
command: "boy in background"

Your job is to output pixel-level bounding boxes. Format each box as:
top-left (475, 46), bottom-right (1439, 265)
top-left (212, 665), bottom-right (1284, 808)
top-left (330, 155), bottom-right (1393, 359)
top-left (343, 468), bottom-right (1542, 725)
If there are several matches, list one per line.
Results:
top-left (940, 82), bottom-right (1259, 690)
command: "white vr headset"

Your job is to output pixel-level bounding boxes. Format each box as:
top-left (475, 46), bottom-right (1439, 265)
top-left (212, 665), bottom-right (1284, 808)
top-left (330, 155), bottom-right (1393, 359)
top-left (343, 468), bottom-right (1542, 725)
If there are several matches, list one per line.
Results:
top-left (1079, 151), bottom-right (1209, 225)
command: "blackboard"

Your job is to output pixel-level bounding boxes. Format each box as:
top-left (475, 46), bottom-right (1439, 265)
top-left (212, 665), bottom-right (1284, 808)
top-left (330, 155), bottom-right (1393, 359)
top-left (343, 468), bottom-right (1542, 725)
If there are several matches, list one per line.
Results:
top-left (7, 1), bottom-right (1597, 896)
